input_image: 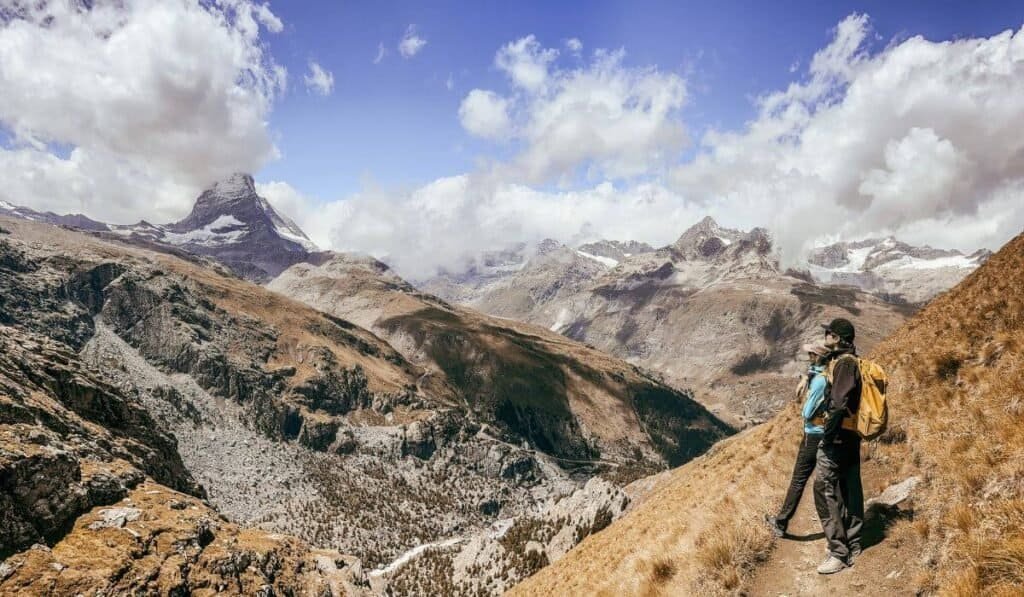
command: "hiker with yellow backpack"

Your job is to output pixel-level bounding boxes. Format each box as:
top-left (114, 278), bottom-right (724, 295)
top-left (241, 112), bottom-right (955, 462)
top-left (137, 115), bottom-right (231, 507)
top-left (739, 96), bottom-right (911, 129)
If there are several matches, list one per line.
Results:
top-left (813, 317), bottom-right (889, 575)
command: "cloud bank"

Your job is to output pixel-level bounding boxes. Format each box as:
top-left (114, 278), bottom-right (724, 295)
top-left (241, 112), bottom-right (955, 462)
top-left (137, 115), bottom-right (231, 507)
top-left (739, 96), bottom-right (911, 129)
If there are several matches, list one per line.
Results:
top-left (670, 14), bottom-right (1024, 263)
top-left (281, 17), bottom-right (1024, 278)
top-left (459, 35), bottom-right (688, 184)
top-left (4, 8), bottom-right (1023, 280)
top-left (0, 0), bottom-right (285, 223)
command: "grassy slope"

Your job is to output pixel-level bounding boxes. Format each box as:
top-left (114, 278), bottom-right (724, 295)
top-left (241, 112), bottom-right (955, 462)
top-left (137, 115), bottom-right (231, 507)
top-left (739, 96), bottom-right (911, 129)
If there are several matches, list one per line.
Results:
top-left (510, 231), bottom-right (1024, 596)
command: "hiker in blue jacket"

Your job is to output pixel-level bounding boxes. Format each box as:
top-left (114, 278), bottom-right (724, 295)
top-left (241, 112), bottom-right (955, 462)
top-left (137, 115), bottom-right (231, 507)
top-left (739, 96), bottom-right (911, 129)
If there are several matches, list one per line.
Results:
top-left (765, 343), bottom-right (831, 537)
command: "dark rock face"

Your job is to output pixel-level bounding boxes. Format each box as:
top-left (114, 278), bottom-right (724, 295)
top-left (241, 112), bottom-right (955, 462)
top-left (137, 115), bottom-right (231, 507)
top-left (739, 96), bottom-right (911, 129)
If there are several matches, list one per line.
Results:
top-left (91, 265), bottom-right (413, 451)
top-left (161, 173), bottom-right (318, 282)
top-left (0, 324), bottom-right (202, 559)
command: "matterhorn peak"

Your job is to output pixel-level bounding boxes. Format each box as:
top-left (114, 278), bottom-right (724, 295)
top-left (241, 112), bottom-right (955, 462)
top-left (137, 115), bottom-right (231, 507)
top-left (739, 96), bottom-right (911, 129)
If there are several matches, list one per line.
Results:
top-left (208, 172), bottom-right (258, 198)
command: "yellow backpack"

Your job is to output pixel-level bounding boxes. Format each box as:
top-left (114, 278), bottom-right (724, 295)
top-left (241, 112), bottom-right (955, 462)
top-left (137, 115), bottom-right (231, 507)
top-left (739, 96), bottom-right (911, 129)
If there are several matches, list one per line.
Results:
top-left (826, 355), bottom-right (889, 440)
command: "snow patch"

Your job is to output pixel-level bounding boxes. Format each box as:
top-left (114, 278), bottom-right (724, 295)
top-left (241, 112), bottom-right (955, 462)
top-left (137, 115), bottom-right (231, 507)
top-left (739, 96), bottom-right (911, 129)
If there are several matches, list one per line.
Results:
top-left (208, 215), bottom-right (244, 229)
top-left (274, 223), bottom-right (319, 251)
top-left (575, 250), bottom-right (618, 268)
top-left (878, 254), bottom-right (977, 270)
top-left (716, 236), bottom-right (732, 246)
top-left (838, 246), bottom-right (873, 272)
top-left (164, 215), bottom-right (247, 246)
top-left (0, 200), bottom-right (14, 210)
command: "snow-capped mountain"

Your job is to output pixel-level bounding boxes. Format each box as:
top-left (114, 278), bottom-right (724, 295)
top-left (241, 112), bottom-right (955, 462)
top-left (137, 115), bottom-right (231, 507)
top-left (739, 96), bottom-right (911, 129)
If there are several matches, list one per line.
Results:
top-left (137, 173), bottom-right (320, 281)
top-left (163, 174), bottom-right (317, 252)
top-left (2, 173), bottom-right (321, 282)
top-left (806, 237), bottom-right (991, 303)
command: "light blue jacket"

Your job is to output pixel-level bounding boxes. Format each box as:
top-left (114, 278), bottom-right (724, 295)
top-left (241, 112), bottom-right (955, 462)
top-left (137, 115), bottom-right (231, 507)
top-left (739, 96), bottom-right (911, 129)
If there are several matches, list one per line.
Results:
top-left (801, 365), bottom-right (828, 435)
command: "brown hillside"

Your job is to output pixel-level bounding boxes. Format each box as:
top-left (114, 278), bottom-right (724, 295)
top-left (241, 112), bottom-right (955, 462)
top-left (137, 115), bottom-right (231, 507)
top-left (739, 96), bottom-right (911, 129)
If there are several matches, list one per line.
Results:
top-left (510, 230), bottom-right (1024, 596)
top-left (270, 256), bottom-right (733, 472)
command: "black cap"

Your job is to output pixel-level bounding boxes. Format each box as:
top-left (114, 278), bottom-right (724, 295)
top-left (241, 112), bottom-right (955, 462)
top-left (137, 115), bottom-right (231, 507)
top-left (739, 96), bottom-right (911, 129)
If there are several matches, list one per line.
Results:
top-left (821, 317), bottom-right (856, 343)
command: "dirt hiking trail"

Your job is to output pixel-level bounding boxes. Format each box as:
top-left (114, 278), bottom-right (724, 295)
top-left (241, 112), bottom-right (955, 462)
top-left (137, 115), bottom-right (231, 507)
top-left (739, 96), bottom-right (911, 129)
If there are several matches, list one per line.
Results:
top-left (749, 484), bottom-right (916, 596)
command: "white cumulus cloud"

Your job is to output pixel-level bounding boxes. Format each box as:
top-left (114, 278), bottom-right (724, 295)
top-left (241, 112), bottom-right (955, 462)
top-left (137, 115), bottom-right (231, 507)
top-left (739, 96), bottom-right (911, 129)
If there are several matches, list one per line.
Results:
top-left (304, 61), bottom-right (335, 96)
top-left (314, 17), bottom-right (1024, 278)
top-left (458, 90), bottom-right (512, 139)
top-left (398, 25), bottom-right (427, 58)
top-left (457, 37), bottom-right (688, 185)
top-left (670, 14), bottom-right (1024, 263)
top-left (495, 35), bottom-right (559, 92)
top-left (0, 0), bottom-right (286, 224)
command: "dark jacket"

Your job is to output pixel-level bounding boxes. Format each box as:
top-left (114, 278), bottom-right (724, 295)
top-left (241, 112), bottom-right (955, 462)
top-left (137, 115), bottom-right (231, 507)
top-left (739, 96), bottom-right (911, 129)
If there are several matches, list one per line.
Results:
top-left (822, 345), bottom-right (861, 442)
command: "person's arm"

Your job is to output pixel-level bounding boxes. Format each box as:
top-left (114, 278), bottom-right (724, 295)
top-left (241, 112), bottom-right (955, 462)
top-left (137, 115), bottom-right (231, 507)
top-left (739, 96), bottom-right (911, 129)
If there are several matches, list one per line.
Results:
top-left (802, 375), bottom-right (826, 421)
top-left (822, 357), bottom-right (857, 439)
top-left (794, 374), bottom-right (808, 403)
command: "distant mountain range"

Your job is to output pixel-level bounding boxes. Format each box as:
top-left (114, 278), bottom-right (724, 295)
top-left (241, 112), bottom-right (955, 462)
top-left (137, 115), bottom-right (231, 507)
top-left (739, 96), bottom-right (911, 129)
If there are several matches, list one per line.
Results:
top-left (805, 236), bottom-right (991, 303)
top-left (419, 216), bottom-right (983, 425)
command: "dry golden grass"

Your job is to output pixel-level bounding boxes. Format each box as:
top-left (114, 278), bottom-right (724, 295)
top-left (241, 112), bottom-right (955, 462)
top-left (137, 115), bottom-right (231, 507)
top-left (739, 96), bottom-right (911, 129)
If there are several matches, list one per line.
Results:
top-left (512, 232), bottom-right (1024, 596)
top-left (866, 232), bottom-right (1024, 596)
top-left (508, 416), bottom-right (795, 596)
top-left (691, 503), bottom-right (773, 593)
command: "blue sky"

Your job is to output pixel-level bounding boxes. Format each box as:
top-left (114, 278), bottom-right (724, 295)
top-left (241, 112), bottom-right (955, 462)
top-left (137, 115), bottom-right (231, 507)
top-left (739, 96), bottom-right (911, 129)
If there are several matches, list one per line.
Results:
top-left (258, 0), bottom-right (1024, 201)
top-left (2, 1), bottom-right (1024, 275)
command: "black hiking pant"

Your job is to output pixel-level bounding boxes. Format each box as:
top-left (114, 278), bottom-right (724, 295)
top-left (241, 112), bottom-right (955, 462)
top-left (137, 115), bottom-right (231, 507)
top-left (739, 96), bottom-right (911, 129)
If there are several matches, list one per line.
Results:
top-left (813, 430), bottom-right (863, 562)
top-left (773, 433), bottom-right (822, 529)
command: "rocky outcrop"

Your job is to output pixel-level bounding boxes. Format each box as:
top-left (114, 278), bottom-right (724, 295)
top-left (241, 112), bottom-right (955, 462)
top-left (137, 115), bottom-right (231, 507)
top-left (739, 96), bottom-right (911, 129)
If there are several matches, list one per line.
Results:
top-left (577, 240), bottom-right (655, 262)
top-left (0, 483), bottom-right (371, 596)
top-left (0, 322), bottom-right (201, 560)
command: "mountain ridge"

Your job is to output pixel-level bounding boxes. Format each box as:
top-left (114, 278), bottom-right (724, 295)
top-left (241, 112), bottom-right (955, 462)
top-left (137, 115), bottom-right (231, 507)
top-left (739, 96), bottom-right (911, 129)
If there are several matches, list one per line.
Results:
top-left (509, 225), bottom-right (1024, 596)
top-left (421, 221), bottom-right (911, 427)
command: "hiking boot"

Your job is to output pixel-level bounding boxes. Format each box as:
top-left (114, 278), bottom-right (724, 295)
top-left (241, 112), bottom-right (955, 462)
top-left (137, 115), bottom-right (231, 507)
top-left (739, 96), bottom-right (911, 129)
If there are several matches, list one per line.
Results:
top-left (830, 545), bottom-right (861, 559)
top-left (817, 555), bottom-right (848, 575)
top-left (763, 514), bottom-right (785, 538)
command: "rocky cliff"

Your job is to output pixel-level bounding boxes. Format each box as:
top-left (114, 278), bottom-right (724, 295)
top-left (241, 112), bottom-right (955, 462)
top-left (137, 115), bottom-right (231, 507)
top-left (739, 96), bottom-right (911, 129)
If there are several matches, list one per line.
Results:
top-left (1, 215), bottom-right (727, 595)
top-left (0, 220), bottom-right (370, 595)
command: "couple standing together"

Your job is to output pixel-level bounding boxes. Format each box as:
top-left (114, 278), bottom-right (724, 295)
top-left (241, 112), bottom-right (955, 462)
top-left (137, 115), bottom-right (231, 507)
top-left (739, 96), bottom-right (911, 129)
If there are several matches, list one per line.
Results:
top-left (767, 317), bottom-right (864, 575)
